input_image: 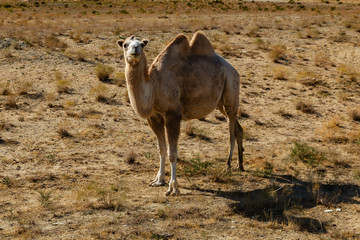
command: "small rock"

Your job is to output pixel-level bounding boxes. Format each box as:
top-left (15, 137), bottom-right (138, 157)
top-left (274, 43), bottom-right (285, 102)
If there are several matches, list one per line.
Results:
top-left (324, 209), bottom-right (333, 213)
top-left (336, 208), bottom-right (342, 212)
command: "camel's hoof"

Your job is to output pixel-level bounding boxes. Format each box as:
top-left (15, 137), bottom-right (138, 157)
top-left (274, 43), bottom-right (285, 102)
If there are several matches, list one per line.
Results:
top-left (165, 189), bottom-right (180, 196)
top-left (149, 179), bottom-right (166, 187)
top-left (238, 166), bottom-right (245, 172)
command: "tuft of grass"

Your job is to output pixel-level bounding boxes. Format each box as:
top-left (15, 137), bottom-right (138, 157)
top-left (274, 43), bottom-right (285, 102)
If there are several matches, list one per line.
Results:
top-left (184, 122), bottom-right (211, 141)
top-left (269, 44), bottom-right (286, 63)
top-left (44, 36), bottom-right (68, 50)
top-left (314, 52), bottom-right (330, 68)
top-left (290, 142), bottom-right (326, 168)
top-left (14, 81), bottom-right (32, 95)
top-left (182, 155), bottom-right (214, 177)
top-left (57, 122), bottom-right (73, 138)
top-left (0, 82), bottom-right (11, 95)
top-left (77, 181), bottom-right (127, 211)
top-left (114, 72), bottom-right (126, 87)
top-left (125, 150), bottom-right (136, 164)
top-left (5, 94), bottom-right (17, 109)
top-left (54, 71), bottom-right (71, 93)
top-left (37, 190), bottom-right (52, 208)
top-left (90, 83), bottom-right (110, 103)
top-left (272, 66), bottom-right (288, 80)
top-left (349, 108), bottom-right (360, 122)
top-left (253, 38), bottom-right (269, 50)
top-left (316, 118), bottom-right (349, 143)
top-left (254, 161), bottom-right (274, 178)
top-left (65, 50), bottom-right (88, 62)
top-left (95, 64), bottom-right (114, 82)
top-left (354, 170), bottom-right (360, 181)
top-left (2, 176), bottom-right (12, 187)
top-left (295, 100), bottom-right (315, 114)
top-left (294, 71), bottom-right (320, 86)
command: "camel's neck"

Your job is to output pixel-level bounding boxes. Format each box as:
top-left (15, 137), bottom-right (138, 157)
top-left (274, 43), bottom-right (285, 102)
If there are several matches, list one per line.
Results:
top-left (125, 55), bottom-right (154, 119)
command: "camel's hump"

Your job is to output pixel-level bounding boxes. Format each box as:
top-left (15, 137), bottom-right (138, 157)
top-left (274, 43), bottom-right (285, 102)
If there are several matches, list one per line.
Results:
top-left (190, 31), bottom-right (215, 56)
top-left (163, 34), bottom-right (190, 57)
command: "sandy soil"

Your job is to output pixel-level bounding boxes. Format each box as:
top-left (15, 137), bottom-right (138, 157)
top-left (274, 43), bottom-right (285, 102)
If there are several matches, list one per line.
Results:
top-left (0, 0), bottom-right (360, 239)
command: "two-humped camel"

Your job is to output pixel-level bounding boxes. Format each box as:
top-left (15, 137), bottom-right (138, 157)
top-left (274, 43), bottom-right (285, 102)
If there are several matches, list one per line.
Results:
top-left (117, 31), bottom-right (244, 196)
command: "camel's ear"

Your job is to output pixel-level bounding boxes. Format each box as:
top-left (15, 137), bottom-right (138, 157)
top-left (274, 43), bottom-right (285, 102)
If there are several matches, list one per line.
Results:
top-left (141, 39), bottom-right (149, 48)
top-left (117, 40), bottom-right (124, 48)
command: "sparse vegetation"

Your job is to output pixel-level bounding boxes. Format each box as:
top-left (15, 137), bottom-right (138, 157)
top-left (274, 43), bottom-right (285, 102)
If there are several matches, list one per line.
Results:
top-left (349, 108), bottom-right (360, 122)
top-left (269, 44), bottom-right (286, 63)
top-left (290, 141), bottom-right (326, 167)
top-left (54, 71), bottom-right (71, 93)
top-left (1, 1), bottom-right (360, 239)
top-left (95, 64), bottom-right (114, 82)
top-left (295, 100), bottom-right (315, 114)
top-left (77, 181), bottom-right (127, 211)
top-left (90, 83), bottom-right (110, 103)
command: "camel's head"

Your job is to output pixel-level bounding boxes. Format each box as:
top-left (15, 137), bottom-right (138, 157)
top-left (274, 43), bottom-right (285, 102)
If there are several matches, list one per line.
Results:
top-left (117, 36), bottom-right (149, 64)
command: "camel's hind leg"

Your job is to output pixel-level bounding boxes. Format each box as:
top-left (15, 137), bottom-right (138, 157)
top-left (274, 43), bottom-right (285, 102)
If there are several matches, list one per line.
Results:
top-left (218, 106), bottom-right (244, 171)
top-left (148, 115), bottom-right (167, 186)
top-left (235, 120), bottom-right (244, 171)
top-left (226, 115), bottom-right (237, 171)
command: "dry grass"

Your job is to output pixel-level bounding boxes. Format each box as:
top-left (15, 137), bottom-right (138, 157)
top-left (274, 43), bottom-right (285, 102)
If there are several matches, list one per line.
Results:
top-left (315, 118), bottom-right (349, 143)
top-left (54, 71), bottom-right (71, 93)
top-left (349, 108), bottom-right (360, 122)
top-left (295, 100), bottom-right (316, 114)
top-left (272, 66), bottom-right (288, 80)
top-left (1, 1), bottom-right (360, 239)
top-left (269, 44), bottom-right (286, 63)
top-left (95, 64), bottom-right (114, 82)
top-left (5, 94), bottom-right (17, 109)
top-left (90, 83), bottom-right (110, 103)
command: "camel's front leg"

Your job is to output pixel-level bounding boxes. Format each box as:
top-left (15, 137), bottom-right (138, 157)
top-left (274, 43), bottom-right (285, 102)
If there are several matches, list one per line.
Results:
top-left (164, 112), bottom-right (181, 196)
top-left (148, 115), bottom-right (166, 186)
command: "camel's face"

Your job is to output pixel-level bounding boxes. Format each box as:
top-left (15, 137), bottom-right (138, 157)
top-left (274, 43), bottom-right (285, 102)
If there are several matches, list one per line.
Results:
top-left (117, 36), bottom-right (149, 64)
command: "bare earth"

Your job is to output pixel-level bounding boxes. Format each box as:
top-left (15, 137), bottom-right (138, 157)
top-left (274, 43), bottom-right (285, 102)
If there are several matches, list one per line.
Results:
top-left (0, 0), bottom-right (360, 239)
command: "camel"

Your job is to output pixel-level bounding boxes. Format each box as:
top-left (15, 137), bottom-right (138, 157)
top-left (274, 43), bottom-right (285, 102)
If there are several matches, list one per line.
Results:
top-left (117, 31), bottom-right (244, 196)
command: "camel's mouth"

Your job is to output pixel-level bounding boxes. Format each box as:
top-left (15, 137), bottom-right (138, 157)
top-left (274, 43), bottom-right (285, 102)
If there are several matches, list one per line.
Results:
top-left (127, 53), bottom-right (140, 63)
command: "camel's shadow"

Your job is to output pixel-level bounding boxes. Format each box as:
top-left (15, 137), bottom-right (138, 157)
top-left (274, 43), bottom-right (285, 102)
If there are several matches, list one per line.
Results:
top-left (185, 174), bottom-right (360, 234)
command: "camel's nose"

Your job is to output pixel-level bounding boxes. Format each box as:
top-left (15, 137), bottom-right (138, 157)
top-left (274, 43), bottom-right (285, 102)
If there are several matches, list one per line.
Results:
top-left (128, 47), bottom-right (139, 56)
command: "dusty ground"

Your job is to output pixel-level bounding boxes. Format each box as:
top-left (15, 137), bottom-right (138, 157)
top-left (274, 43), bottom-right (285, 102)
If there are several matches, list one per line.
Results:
top-left (0, 0), bottom-right (360, 239)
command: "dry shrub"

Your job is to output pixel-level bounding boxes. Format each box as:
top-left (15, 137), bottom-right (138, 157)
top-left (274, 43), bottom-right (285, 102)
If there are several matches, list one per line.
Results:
top-left (113, 72), bottom-right (126, 87)
top-left (253, 38), bottom-right (269, 50)
top-left (337, 64), bottom-right (359, 83)
top-left (44, 36), bottom-right (68, 50)
top-left (54, 71), bottom-right (71, 93)
top-left (290, 142), bottom-right (326, 168)
top-left (314, 52), bottom-right (330, 68)
top-left (295, 100), bottom-right (315, 114)
top-left (95, 64), bottom-right (114, 82)
top-left (332, 30), bottom-right (348, 42)
top-left (315, 118), bottom-right (349, 143)
top-left (90, 83), bottom-right (110, 102)
top-left (349, 108), bottom-right (360, 122)
top-left (246, 25), bottom-right (260, 37)
top-left (294, 71), bottom-right (321, 86)
top-left (5, 94), bottom-right (17, 109)
top-left (13, 80), bottom-right (32, 95)
top-left (269, 44), bottom-right (286, 63)
top-left (272, 66), bottom-right (288, 80)
top-left (125, 150), bottom-right (136, 164)
top-left (65, 50), bottom-right (88, 62)
top-left (57, 122), bottom-right (73, 138)
top-left (0, 82), bottom-right (12, 95)
top-left (77, 181), bottom-right (127, 211)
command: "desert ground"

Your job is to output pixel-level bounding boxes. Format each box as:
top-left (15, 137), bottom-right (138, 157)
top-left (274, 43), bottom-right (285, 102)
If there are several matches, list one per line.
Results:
top-left (0, 0), bottom-right (360, 239)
